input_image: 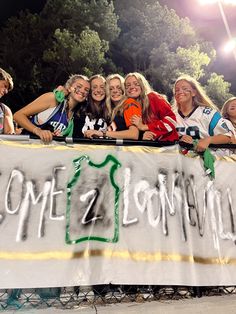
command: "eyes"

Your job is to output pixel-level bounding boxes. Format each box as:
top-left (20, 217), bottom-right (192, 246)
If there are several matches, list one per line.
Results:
top-left (91, 84), bottom-right (105, 91)
top-left (175, 87), bottom-right (192, 95)
top-left (110, 86), bottom-right (122, 92)
top-left (74, 84), bottom-right (90, 95)
top-left (125, 82), bottom-right (140, 89)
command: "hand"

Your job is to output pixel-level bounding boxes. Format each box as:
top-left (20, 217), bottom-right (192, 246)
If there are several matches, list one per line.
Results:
top-left (53, 129), bottom-right (62, 136)
top-left (179, 135), bottom-right (193, 144)
top-left (195, 137), bottom-right (211, 152)
top-left (131, 115), bottom-right (146, 131)
top-left (84, 130), bottom-right (102, 139)
top-left (143, 131), bottom-right (156, 141)
top-left (55, 85), bottom-right (69, 96)
top-left (34, 128), bottom-right (53, 143)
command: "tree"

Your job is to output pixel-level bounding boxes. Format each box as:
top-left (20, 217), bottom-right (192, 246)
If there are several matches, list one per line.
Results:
top-left (43, 27), bottom-right (108, 78)
top-left (204, 73), bottom-right (233, 109)
top-left (113, 0), bottom-right (233, 102)
top-left (0, 0), bottom-right (120, 109)
top-left (147, 44), bottom-right (211, 95)
top-left (0, 11), bottom-right (48, 108)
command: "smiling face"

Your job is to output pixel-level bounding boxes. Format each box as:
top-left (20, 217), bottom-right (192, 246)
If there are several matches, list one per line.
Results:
top-left (109, 78), bottom-right (123, 104)
top-left (69, 78), bottom-right (90, 103)
top-left (0, 80), bottom-right (10, 98)
top-left (174, 80), bottom-right (196, 107)
top-left (125, 75), bottom-right (142, 99)
top-left (227, 100), bottom-right (236, 119)
top-left (90, 77), bottom-right (106, 103)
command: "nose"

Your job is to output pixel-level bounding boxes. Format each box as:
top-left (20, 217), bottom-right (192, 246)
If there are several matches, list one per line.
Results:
top-left (3, 88), bottom-right (8, 95)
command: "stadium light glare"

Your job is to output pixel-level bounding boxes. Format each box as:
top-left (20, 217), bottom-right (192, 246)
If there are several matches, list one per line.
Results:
top-left (199, 0), bottom-right (236, 5)
top-left (223, 38), bottom-right (236, 53)
top-left (198, 0), bottom-right (236, 60)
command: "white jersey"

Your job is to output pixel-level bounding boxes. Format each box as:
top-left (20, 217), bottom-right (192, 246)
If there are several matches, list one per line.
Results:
top-left (176, 106), bottom-right (234, 139)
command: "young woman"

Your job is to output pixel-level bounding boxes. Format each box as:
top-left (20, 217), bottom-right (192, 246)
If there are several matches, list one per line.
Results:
top-left (128, 72), bottom-right (178, 142)
top-left (14, 74), bottom-right (90, 143)
top-left (221, 97), bottom-right (236, 131)
top-left (106, 74), bottom-right (125, 111)
top-left (0, 68), bottom-right (14, 134)
top-left (173, 75), bottom-right (234, 152)
top-left (73, 74), bottom-right (110, 138)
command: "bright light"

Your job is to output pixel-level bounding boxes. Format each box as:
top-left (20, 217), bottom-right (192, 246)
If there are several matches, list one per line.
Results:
top-left (223, 39), bottom-right (236, 53)
top-left (199, 0), bottom-right (218, 4)
top-left (199, 0), bottom-right (236, 5)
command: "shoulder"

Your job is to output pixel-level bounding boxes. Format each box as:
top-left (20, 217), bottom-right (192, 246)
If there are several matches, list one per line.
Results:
top-left (148, 92), bottom-right (170, 106)
top-left (123, 98), bottom-right (141, 110)
top-left (2, 104), bottom-right (13, 116)
top-left (197, 106), bottom-right (221, 118)
top-left (27, 92), bottom-right (58, 110)
top-left (37, 92), bottom-right (58, 104)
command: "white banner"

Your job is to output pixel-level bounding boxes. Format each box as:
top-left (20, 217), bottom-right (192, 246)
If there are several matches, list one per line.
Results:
top-left (0, 139), bottom-right (236, 288)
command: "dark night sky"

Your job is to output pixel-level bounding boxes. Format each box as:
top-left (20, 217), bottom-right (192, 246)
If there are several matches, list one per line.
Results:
top-left (0, 0), bottom-right (47, 23)
top-left (0, 0), bottom-right (235, 90)
top-left (164, 0), bottom-right (236, 89)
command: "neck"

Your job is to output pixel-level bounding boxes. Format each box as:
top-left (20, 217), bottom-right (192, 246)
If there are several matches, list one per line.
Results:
top-left (178, 101), bottom-right (194, 116)
top-left (67, 97), bottom-right (77, 110)
top-left (230, 118), bottom-right (236, 127)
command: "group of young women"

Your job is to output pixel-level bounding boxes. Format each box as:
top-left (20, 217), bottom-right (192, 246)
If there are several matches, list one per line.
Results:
top-left (13, 72), bottom-right (236, 152)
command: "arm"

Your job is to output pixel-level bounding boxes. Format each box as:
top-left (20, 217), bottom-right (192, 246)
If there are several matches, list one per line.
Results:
top-left (14, 92), bottom-right (57, 143)
top-left (3, 105), bottom-right (14, 134)
top-left (195, 109), bottom-right (235, 152)
top-left (146, 94), bottom-right (177, 140)
top-left (196, 134), bottom-right (232, 152)
top-left (85, 125), bottom-right (139, 140)
top-left (131, 93), bottom-right (178, 140)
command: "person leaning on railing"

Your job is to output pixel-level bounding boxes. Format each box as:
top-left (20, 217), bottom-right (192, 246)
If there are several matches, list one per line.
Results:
top-left (127, 72), bottom-right (178, 142)
top-left (0, 68), bottom-right (15, 135)
top-left (173, 74), bottom-right (235, 153)
top-left (221, 97), bottom-right (236, 144)
top-left (13, 74), bottom-right (90, 143)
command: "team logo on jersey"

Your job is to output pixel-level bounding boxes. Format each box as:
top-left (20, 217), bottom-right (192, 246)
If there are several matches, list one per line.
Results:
top-left (221, 122), bottom-right (230, 132)
top-left (203, 107), bottom-right (213, 115)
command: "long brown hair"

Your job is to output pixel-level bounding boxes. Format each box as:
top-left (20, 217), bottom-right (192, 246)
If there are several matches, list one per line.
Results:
top-left (86, 74), bottom-right (110, 122)
top-left (221, 97), bottom-right (236, 119)
top-left (173, 75), bottom-right (218, 112)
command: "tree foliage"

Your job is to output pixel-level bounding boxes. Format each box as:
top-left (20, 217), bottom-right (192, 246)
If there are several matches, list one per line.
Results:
top-left (0, 0), bottom-right (119, 107)
top-left (205, 73), bottom-right (233, 108)
top-left (0, 0), bottom-right (233, 110)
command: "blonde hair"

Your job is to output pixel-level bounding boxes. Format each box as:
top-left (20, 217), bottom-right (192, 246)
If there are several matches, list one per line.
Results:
top-left (106, 74), bottom-right (125, 113)
top-left (65, 74), bottom-right (89, 90)
top-left (112, 72), bottom-right (154, 122)
top-left (173, 74), bottom-right (217, 112)
top-left (0, 68), bottom-right (14, 91)
top-left (221, 97), bottom-right (236, 119)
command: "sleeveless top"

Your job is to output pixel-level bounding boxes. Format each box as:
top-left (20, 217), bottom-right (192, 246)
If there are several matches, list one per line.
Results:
top-left (31, 100), bottom-right (68, 133)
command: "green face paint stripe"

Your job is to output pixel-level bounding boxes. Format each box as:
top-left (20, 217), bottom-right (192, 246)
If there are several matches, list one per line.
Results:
top-left (65, 154), bottom-right (121, 244)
